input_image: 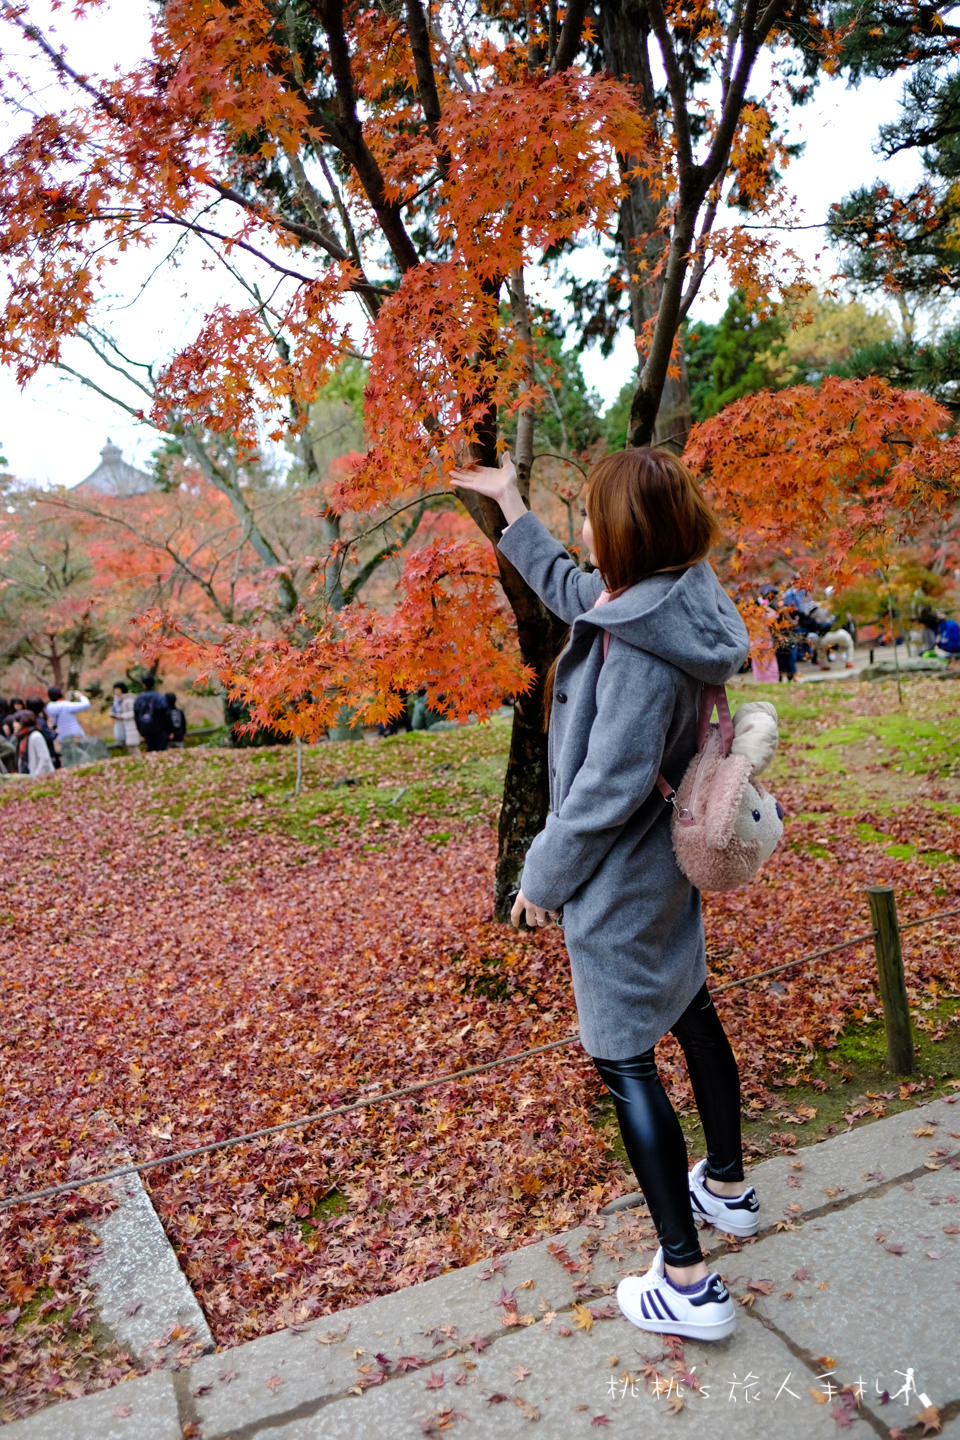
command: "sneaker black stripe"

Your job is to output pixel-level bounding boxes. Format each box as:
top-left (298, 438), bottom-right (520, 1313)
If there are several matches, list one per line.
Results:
top-left (654, 1288), bottom-right (677, 1321)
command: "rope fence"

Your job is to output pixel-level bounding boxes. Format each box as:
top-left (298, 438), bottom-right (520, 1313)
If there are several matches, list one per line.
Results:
top-left (2, 893), bottom-right (958, 1214)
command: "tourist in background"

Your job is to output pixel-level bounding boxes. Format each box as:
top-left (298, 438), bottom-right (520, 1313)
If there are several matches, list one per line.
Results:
top-left (112, 682), bottom-right (140, 751)
top-left (134, 675), bottom-right (172, 752)
top-left (46, 685), bottom-right (91, 738)
top-left (25, 698), bottom-right (61, 769)
top-left (165, 692), bottom-right (187, 749)
top-left (12, 710), bottom-right (55, 776)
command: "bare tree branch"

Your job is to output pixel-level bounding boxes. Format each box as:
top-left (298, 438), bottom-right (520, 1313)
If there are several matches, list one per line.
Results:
top-left (508, 267), bottom-right (536, 491)
top-left (644, 0), bottom-right (694, 175)
top-left (550, 0), bottom-right (588, 72)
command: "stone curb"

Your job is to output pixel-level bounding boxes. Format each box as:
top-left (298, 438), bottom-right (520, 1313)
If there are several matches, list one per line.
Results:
top-left (88, 1116), bottom-right (215, 1367)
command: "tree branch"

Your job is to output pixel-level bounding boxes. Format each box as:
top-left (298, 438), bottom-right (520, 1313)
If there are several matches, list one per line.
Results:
top-left (699, 0), bottom-right (797, 202)
top-left (46, 494), bottom-right (233, 620)
top-left (319, 0), bottom-right (421, 273)
top-left (644, 0), bottom-right (693, 175)
top-left (153, 212), bottom-right (331, 289)
top-left (426, 14), bottom-right (475, 93)
top-left (50, 337), bottom-right (300, 616)
top-left (340, 499), bottom-right (431, 604)
top-left (550, 0), bottom-right (588, 72)
top-left (75, 331), bottom-right (154, 399)
top-left (404, 0), bottom-right (449, 179)
top-left (53, 362), bottom-right (144, 419)
top-left (508, 267), bottom-right (536, 492)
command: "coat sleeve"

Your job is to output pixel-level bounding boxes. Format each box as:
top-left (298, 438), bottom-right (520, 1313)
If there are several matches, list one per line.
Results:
top-left (496, 510), bottom-right (605, 622)
top-left (519, 642), bottom-right (680, 912)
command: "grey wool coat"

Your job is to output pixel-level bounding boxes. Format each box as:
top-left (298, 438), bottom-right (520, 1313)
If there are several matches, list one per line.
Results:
top-left (497, 511), bottom-right (750, 1061)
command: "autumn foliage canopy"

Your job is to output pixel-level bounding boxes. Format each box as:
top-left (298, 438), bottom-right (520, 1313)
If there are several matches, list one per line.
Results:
top-left (2, 0), bottom-right (960, 733)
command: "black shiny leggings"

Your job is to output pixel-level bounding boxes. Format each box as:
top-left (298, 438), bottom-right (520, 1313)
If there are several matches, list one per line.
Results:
top-left (593, 984), bottom-right (744, 1268)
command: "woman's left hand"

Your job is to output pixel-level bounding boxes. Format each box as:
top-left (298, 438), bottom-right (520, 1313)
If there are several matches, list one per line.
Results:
top-left (511, 888), bottom-right (557, 929)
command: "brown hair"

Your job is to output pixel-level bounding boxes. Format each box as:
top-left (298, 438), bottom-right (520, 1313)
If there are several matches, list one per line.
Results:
top-left (585, 447), bottom-right (720, 591)
top-left (543, 448), bottom-right (721, 721)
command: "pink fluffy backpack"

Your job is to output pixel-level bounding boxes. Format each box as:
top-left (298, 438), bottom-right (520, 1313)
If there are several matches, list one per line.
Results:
top-left (659, 686), bottom-right (784, 892)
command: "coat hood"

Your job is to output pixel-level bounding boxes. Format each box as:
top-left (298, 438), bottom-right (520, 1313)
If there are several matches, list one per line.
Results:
top-left (578, 560), bottom-right (749, 685)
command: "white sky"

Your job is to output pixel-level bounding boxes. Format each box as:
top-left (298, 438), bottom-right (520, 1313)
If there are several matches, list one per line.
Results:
top-left (0, 6), bottom-right (927, 487)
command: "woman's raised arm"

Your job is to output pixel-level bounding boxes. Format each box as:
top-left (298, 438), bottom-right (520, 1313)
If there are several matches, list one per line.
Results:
top-left (453, 452), bottom-right (602, 621)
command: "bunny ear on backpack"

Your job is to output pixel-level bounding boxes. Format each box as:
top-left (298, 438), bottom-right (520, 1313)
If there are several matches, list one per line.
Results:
top-left (702, 753), bottom-right (754, 851)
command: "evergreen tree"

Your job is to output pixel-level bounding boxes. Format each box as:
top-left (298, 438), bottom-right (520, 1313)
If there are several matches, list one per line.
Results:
top-left (684, 293), bottom-right (788, 422)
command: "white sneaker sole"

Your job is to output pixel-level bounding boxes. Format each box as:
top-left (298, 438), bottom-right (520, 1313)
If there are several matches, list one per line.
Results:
top-left (689, 1167), bottom-right (760, 1237)
top-left (616, 1279), bottom-right (736, 1342)
top-left (690, 1202), bottom-right (759, 1238)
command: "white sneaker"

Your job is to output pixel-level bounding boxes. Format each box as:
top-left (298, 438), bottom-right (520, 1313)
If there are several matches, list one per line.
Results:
top-left (616, 1248), bottom-right (736, 1341)
top-left (688, 1158), bottom-right (760, 1237)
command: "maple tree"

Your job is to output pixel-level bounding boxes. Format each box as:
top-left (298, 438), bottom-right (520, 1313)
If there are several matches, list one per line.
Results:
top-left (0, 462), bottom-right (278, 697)
top-left (0, 448), bottom-right (468, 721)
top-left (0, 0), bottom-right (885, 910)
top-left (0, 480), bottom-right (112, 690)
top-left (686, 375), bottom-right (960, 646)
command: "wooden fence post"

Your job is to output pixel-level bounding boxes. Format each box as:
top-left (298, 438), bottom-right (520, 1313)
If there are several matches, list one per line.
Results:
top-left (867, 886), bottom-right (915, 1075)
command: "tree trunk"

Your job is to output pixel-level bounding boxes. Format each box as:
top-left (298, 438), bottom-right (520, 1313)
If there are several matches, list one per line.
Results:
top-left (597, 0), bottom-right (693, 452)
top-left (457, 398), bottom-right (568, 922)
top-left (47, 639), bottom-right (64, 691)
top-left (493, 555), bottom-right (568, 919)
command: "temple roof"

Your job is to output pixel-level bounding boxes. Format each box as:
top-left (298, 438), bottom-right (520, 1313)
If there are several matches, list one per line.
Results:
top-left (73, 440), bottom-right (153, 497)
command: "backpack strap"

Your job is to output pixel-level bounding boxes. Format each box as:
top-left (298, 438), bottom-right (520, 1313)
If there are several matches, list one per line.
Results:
top-left (698, 683), bottom-right (735, 755)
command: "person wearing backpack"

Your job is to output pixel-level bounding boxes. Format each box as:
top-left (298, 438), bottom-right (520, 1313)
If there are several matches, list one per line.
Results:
top-left (452, 447), bottom-right (756, 1344)
top-left (134, 676), bottom-right (172, 752)
top-left (937, 617), bottom-right (960, 656)
top-left (165, 692), bottom-right (187, 748)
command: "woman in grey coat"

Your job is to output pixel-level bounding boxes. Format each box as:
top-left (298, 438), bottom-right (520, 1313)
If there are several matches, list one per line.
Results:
top-left (453, 447), bottom-right (759, 1343)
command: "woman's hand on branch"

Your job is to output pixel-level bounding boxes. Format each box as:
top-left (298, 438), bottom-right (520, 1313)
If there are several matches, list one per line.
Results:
top-left (450, 453), bottom-right (527, 526)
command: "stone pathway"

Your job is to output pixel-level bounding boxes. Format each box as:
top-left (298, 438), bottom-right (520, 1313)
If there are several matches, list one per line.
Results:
top-left (7, 1095), bottom-right (959, 1439)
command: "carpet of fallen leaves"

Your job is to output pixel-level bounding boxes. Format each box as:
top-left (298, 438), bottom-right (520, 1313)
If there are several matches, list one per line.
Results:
top-left (1, 681), bottom-right (958, 1422)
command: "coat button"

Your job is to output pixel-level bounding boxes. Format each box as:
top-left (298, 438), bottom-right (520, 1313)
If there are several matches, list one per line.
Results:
top-left (556, 691), bottom-right (567, 703)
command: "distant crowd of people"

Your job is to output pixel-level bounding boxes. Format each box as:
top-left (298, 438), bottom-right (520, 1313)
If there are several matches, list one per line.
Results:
top-left (111, 677), bottom-right (186, 754)
top-left (750, 580), bottom-right (854, 683)
top-left (0, 675), bottom-right (186, 776)
top-left (750, 583), bottom-right (960, 683)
